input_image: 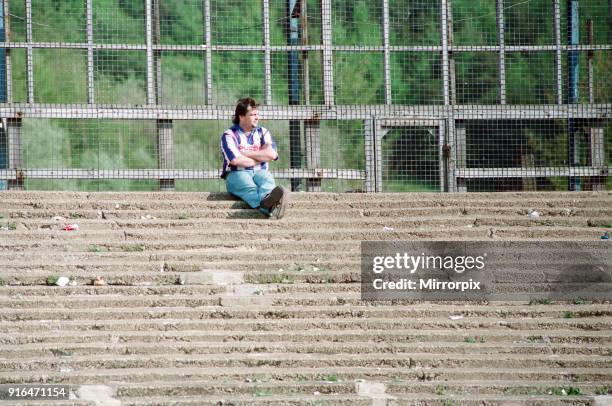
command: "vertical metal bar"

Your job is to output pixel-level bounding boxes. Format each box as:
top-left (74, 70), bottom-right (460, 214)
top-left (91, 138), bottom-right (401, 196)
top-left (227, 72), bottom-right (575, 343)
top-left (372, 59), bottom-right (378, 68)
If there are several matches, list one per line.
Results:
top-left (7, 118), bottom-right (22, 189)
top-left (567, 0), bottom-right (579, 104)
top-left (567, 0), bottom-right (580, 191)
top-left (302, 1), bottom-right (318, 192)
top-left (455, 126), bottom-right (467, 192)
top-left (321, 0), bottom-right (334, 106)
top-left (305, 118), bottom-right (321, 192)
top-left (25, 0), bottom-right (33, 103)
top-left (587, 19), bottom-right (593, 104)
top-left (496, 0), bottom-right (506, 104)
top-left (153, 0), bottom-right (162, 104)
top-left (0, 0), bottom-right (6, 189)
top-left (300, 0), bottom-right (310, 104)
top-left (438, 122), bottom-right (445, 192)
top-left (204, 0), bottom-right (212, 104)
top-left (364, 119), bottom-right (375, 192)
top-left (440, 0), bottom-right (450, 106)
top-left (0, 0), bottom-right (6, 105)
top-left (86, 0), bottom-right (94, 104)
top-left (375, 129), bottom-right (383, 193)
top-left (157, 119), bottom-right (174, 190)
top-left (589, 128), bottom-right (604, 166)
top-left (3, 0), bottom-right (11, 102)
top-left (447, 3), bottom-right (456, 106)
top-left (554, 0), bottom-right (563, 105)
top-left (382, 0), bottom-right (391, 105)
top-left (443, 0), bottom-right (456, 191)
top-left (145, 0), bottom-right (155, 105)
top-left (288, 0), bottom-right (302, 191)
top-left (445, 118), bottom-right (457, 192)
top-left (588, 128), bottom-right (604, 191)
top-left (263, 0), bottom-right (272, 104)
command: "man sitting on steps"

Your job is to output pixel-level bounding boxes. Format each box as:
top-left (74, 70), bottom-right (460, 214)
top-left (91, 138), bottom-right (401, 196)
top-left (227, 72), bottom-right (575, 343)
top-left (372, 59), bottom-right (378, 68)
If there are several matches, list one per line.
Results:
top-left (220, 97), bottom-right (288, 219)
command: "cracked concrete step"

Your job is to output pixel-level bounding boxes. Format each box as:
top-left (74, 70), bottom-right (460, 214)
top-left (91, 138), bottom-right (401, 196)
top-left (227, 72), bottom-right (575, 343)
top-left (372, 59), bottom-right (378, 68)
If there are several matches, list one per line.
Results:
top-left (4, 207), bottom-right (612, 221)
top-left (0, 283), bottom-right (359, 296)
top-left (0, 249), bottom-right (360, 263)
top-left (1, 191), bottom-right (608, 203)
top-left (3, 283), bottom-right (606, 298)
top-left (2, 329), bottom-right (609, 346)
top-left (4, 216), bottom-right (611, 230)
top-left (2, 317), bottom-right (610, 334)
top-left (106, 379), bottom-right (611, 397)
top-left (0, 271), bottom-right (359, 286)
top-left (0, 240), bottom-right (362, 252)
top-left (2, 192), bottom-right (608, 202)
top-left (116, 394), bottom-right (606, 406)
top-left (1, 226), bottom-right (607, 240)
top-left (0, 195), bottom-right (612, 209)
top-left (1, 233), bottom-right (605, 255)
top-left (2, 341), bottom-right (610, 359)
top-left (4, 366), bottom-right (610, 385)
top-left (1, 353), bottom-right (610, 371)
top-left (2, 270), bottom-right (609, 287)
top-left (2, 305), bottom-right (611, 322)
top-left (3, 294), bottom-right (609, 313)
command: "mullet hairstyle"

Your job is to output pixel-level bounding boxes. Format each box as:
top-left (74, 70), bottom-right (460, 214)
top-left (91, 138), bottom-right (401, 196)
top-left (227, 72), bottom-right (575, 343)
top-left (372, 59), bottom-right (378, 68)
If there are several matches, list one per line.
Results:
top-left (232, 97), bottom-right (260, 125)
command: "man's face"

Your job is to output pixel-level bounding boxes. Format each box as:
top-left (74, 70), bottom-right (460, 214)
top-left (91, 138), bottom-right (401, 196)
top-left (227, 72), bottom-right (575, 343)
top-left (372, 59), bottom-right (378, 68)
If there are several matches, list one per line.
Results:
top-left (240, 108), bottom-right (259, 130)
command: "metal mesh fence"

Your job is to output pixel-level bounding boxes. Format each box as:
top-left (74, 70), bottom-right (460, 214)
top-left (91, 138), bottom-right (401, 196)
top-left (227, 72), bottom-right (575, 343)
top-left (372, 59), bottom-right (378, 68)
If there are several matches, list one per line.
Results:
top-left (0, 0), bottom-right (610, 192)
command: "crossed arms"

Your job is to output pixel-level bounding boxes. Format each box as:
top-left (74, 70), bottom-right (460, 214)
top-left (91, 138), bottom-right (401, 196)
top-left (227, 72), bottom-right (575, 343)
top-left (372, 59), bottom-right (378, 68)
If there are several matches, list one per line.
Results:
top-left (230, 143), bottom-right (278, 168)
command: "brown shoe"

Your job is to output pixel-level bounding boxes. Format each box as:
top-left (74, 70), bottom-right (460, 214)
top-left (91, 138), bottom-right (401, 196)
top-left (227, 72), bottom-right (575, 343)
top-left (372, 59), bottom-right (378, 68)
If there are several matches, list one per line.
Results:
top-left (261, 186), bottom-right (288, 219)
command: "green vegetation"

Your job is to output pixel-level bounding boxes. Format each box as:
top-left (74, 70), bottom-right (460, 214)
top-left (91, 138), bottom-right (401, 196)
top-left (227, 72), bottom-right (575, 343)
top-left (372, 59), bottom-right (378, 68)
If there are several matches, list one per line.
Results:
top-left (548, 386), bottom-right (582, 396)
top-left (529, 298), bottom-right (553, 305)
top-left (120, 244), bottom-right (145, 252)
top-left (464, 336), bottom-right (486, 343)
top-left (3, 0), bottom-right (611, 192)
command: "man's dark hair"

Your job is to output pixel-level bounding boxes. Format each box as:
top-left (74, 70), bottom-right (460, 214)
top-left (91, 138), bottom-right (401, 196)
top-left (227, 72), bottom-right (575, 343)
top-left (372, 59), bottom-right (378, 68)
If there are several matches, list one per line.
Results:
top-left (233, 97), bottom-right (260, 125)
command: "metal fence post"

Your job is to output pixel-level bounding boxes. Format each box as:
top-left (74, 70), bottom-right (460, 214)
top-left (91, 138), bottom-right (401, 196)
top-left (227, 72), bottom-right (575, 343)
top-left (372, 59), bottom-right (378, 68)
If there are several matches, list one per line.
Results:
top-left (0, 0), bottom-right (6, 190)
top-left (7, 117), bottom-right (22, 190)
top-left (288, 0), bottom-right (302, 191)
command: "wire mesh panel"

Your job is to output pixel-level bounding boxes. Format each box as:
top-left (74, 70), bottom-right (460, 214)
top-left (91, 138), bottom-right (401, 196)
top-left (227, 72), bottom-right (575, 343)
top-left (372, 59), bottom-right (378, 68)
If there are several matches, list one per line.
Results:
top-left (380, 122), bottom-right (443, 192)
top-left (0, 0), bottom-right (609, 192)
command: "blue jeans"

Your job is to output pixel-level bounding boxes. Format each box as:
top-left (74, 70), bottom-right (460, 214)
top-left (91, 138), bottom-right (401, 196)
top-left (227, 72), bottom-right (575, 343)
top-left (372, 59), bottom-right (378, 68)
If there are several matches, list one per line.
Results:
top-left (225, 169), bottom-right (276, 216)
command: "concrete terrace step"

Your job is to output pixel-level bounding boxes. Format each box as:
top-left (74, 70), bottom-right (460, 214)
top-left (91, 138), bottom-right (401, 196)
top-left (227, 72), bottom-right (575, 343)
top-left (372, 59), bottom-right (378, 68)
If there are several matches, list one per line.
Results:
top-left (117, 394), bottom-right (605, 406)
top-left (1, 226), bottom-right (607, 241)
top-left (1, 195), bottom-right (610, 210)
top-left (1, 293), bottom-right (608, 313)
top-left (4, 207), bottom-right (612, 221)
top-left (4, 366), bottom-right (611, 385)
top-left (2, 317), bottom-right (610, 334)
top-left (110, 379), bottom-right (612, 397)
top-left (111, 375), bottom-right (612, 400)
top-left (1, 190), bottom-right (608, 199)
top-left (2, 305), bottom-right (612, 322)
top-left (1, 353), bottom-right (610, 371)
top-left (2, 341), bottom-right (610, 359)
top-left (6, 215), bottom-right (612, 229)
top-left (1, 191), bottom-right (610, 404)
top-left (2, 329), bottom-right (610, 346)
